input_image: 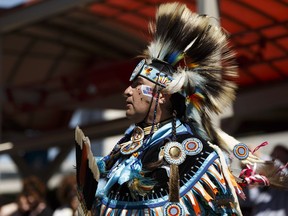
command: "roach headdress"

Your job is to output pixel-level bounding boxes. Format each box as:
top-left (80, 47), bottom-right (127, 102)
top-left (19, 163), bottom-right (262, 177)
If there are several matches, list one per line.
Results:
top-left (130, 2), bottom-right (238, 140)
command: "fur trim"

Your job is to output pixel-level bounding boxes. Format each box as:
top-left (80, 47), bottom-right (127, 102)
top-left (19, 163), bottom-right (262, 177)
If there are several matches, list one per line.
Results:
top-left (169, 164), bottom-right (180, 202)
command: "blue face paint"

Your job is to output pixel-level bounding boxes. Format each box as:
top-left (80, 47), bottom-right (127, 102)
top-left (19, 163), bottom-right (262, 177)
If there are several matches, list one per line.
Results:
top-left (141, 85), bottom-right (153, 98)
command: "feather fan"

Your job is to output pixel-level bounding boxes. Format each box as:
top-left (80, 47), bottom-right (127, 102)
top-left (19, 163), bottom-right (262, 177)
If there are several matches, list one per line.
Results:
top-left (75, 126), bottom-right (99, 215)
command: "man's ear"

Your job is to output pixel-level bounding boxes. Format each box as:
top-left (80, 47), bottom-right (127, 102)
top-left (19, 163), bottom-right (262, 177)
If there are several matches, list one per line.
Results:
top-left (158, 92), bottom-right (171, 104)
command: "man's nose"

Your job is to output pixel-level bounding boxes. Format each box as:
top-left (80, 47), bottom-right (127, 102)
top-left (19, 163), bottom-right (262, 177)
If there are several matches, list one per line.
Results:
top-left (124, 85), bottom-right (133, 96)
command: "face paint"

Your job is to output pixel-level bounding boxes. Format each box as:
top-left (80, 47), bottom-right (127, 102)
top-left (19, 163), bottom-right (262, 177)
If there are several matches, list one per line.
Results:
top-left (141, 85), bottom-right (153, 98)
top-left (124, 77), bottom-right (159, 123)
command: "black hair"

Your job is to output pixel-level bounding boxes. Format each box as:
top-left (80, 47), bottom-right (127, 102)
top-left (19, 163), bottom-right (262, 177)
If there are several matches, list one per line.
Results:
top-left (170, 93), bottom-right (186, 119)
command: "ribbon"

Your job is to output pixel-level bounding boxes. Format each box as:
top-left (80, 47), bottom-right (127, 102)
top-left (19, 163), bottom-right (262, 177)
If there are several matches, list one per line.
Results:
top-left (251, 141), bottom-right (268, 154)
top-left (239, 164), bottom-right (270, 186)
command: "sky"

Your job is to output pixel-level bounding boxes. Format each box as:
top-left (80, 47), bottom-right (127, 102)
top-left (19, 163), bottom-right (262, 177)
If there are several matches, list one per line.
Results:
top-left (0, 0), bottom-right (26, 9)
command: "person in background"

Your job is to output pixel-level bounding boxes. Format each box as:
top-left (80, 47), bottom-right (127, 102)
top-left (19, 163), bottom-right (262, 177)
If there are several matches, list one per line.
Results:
top-left (22, 176), bottom-right (53, 216)
top-left (0, 176), bottom-right (52, 216)
top-left (10, 193), bottom-right (30, 216)
top-left (52, 174), bottom-right (78, 216)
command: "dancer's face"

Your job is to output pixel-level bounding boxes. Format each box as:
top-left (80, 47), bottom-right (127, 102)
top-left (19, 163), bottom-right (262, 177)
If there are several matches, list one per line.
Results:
top-left (124, 76), bottom-right (158, 124)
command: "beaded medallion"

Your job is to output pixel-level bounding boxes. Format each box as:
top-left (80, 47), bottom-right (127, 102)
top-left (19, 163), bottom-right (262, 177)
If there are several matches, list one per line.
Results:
top-left (164, 142), bottom-right (186, 165)
top-left (164, 202), bottom-right (185, 216)
top-left (120, 126), bottom-right (144, 155)
top-left (182, 138), bottom-right (203, 156)
top-left (233, 143), bottom-right (249, 160)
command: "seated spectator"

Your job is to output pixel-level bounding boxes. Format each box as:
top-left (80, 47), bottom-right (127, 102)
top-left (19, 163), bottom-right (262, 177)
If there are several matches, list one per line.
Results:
top-left (10, 193), bottom-right (30, 216)
top-left (22, 176), bottom-right (53, 216)
top-left (52, 174), bottom-right (78, 216)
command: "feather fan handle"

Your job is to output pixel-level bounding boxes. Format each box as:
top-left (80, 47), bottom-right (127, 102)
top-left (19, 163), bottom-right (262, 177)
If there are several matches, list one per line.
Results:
top-left (75, 126), bottom-right (100, 181)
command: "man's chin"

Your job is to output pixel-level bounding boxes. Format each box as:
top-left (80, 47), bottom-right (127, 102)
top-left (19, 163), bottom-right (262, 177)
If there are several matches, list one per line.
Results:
top-left (125, 112), bottom-right (144, 123)
top-left (125, 111), bottom-right (133, 119)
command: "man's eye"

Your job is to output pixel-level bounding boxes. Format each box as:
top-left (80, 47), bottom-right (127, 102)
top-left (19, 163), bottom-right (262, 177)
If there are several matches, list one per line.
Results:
top-left (131, 81), bottom-right (142, 88)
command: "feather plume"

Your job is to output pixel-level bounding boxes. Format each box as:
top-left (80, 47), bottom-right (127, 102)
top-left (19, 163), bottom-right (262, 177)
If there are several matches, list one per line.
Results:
top-left (143, 2), bottom-right (238, 118)
top-left (128, 171), bottom-right (156, 199)
top-left (216, 128), bottom-right (288, 190)
top-left (215, 128), bottom-right (267, 165)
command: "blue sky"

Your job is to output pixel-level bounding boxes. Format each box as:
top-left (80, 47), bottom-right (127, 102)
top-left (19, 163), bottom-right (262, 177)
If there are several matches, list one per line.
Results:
top-left (0, 0), bottom-right (26, 9)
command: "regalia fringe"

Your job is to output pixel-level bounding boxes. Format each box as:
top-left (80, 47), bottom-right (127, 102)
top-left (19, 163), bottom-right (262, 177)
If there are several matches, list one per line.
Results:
top-left (169, 164), bottom-right (180, 202)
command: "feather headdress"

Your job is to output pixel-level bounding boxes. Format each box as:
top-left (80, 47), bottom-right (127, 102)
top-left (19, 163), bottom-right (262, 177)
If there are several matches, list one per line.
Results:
top-left (130, 2), bottom-right (238, 141)
top-left (145, 2), bottom-right (237, 112)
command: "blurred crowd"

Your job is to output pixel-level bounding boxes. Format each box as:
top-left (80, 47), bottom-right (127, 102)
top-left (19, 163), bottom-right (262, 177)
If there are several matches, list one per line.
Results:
top-left (0, 174), bottom-right (78, 216)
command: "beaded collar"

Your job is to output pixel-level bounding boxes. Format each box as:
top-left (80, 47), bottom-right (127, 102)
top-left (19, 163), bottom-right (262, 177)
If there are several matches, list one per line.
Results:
top-left (120, 119), bottom-right (173, 155)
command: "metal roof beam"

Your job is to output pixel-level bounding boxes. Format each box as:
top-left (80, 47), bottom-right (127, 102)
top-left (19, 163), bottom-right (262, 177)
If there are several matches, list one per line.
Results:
top-left (0, 0), bottom-right (97, 34)
top-left (197, 0), bottom-right (220, 26)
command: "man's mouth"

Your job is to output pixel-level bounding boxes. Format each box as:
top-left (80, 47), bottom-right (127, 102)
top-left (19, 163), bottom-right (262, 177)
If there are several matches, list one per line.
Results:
top-left (126, 100), bottom-right (133, 108)
top-left (126, 99), bottom-right (132, 105)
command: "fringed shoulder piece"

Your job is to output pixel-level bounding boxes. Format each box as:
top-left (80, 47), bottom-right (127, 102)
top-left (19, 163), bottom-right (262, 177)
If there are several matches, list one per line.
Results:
top-left (215, 127), bottom-right (265, 165)
top-left (75, 126), bottom-right (99, 215)
top-left (215, 127), bottom-right (288, 191)
top-left (208, 142), bottom-right (243, 216)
